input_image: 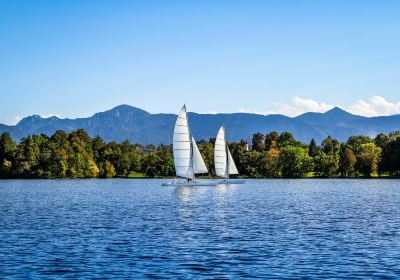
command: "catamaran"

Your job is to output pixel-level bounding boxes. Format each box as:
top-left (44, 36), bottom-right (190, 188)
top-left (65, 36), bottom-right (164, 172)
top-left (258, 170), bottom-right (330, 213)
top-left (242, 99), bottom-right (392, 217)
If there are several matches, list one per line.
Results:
top-left (214, 125), bottom-right (246, 184)
top-left (162, 105), bottom-right (217, 186)
top-left (163, 105), bottom-right (246, 186)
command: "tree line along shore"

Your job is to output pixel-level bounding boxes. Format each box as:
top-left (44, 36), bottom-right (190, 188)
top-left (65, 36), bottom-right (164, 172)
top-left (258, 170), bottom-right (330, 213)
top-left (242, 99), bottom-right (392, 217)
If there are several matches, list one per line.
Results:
top-left (0, 129), bottom-right (399, 179)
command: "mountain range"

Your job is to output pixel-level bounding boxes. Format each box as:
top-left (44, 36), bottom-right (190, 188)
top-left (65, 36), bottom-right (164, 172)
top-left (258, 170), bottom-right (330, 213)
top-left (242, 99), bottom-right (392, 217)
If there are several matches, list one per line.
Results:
top-left (1, 105), bottom-right (400, 145)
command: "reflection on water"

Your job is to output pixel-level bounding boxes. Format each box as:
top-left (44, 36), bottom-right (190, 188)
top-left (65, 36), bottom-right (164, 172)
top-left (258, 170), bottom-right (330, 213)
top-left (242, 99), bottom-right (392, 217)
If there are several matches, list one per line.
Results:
top-left (175, 185), bottom-right (206, 202)
top-left (0, 179), bottom-right (400, 279)
top-left (174, 183), bottom-right (236, 202)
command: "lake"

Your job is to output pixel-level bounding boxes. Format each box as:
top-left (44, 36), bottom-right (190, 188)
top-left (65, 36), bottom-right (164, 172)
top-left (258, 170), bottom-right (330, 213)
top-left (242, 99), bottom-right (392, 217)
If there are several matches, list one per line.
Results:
top-left (0, 179), bottom-right (399, 279)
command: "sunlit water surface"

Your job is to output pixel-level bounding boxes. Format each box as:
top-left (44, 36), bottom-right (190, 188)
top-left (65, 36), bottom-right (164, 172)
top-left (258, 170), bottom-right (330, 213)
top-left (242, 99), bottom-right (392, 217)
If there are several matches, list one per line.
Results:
top-left (1, 179), bottom-right (400, 279)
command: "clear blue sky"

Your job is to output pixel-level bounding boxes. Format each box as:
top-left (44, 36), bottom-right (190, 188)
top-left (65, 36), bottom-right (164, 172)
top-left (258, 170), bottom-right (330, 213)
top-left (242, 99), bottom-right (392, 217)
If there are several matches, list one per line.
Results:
top-left (1, 0), bottom-right (400, 124)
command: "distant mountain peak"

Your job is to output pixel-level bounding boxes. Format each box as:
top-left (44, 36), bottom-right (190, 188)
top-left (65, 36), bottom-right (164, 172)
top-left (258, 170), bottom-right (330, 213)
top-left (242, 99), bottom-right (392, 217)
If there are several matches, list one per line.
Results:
top-left (91, 105), bottom-right (150, 120)
top-left (17, 115), bottom-right (43, 125)
top-left (16, 114), bottom-right (63, 128)
top-left (108, 104), bottom-right (149, 114)
top-left (325, 107), bottom-right (353, 116)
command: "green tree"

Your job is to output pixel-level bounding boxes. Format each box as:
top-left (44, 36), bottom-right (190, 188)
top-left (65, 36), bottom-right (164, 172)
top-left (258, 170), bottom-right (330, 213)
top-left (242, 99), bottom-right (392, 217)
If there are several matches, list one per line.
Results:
top-left (265, 131), bottom-right (279, 151)
top-left (1, 159), bottom-right (12, 177)
top-left (388, 131), bottom-right (400, 141)
top-left (347, 135), bottom-right (373, 154)
top-left (313, 136), bottom-right (340, 177)
top-left (252, 133), bottom-right (265, 151)
top-left (92, 136), bottom-right (106, 163)
top-left (261, 148), bottom-right (281, 177)
top-left (141, 153), bottom-right (163, 178)
top-left (115, 141), bottom-right (134, 176)
top-left (49, 146), bottom-right (68, 178)
top-left (308, 138), bottom-right (319, 157)
top-left (278, 132), bottom-right (303, 148)
top-left (379, 137), bottom-right (400, 176)
top-left (102, 160), bottom-right (116, 178)
top-left (314, 151), bottom-right (339, 177)
top-left (239, 151), bottom-right (263, 177)
top-left (374, 133), bottom-right (390, 149)
top-left (321, 136), bottom-right (340, 155)
top-left (36, 136), bottom-right (53, 178)
top-left (14, 136), bottom-right (40, 177)
top-left (51, 130), bottom-right (70, 150)
top-left (338, 144), bottom-right (356, 177)
top-left (0, 132), bottom-right (16, 177)
top-left (356, 143), bottom-right (381, 177)
top-left (68, 153), bottom-right (87, 178)
top-left (157, 144), bottom-right (175, 176)
top-left (64, 130), bottom-right (98, 178)
top-left (0, 132), bottom-right (16, 162)
top-left (88, 159), bottom-right (100, 177)
top-left (279, 146), bottom-right (314, 178)
top-left (228, 141), bottom-right (246, 174)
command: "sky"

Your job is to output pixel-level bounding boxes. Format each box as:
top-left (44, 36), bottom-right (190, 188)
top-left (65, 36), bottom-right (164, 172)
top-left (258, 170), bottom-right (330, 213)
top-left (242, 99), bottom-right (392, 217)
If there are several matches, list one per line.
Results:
top-left (1, 0), bottom-right (400, 125)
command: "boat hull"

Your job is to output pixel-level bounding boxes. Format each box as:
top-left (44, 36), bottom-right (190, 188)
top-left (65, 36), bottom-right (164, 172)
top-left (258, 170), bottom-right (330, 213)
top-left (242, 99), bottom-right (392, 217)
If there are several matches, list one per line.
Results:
top-left (162, 179), bottom-right (246, 187)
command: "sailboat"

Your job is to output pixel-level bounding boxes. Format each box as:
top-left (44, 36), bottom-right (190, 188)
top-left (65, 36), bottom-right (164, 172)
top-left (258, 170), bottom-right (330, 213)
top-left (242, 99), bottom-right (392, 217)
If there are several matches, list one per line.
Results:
top-left (162, 105), bottom-right (217, 186)
top-left (214, 125), bottom-right (246, 184)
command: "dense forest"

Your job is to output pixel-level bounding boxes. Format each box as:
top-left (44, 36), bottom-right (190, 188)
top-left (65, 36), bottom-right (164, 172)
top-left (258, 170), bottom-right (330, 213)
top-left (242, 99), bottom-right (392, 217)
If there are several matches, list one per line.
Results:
top-left (0, 129), bottom-right (400, 179)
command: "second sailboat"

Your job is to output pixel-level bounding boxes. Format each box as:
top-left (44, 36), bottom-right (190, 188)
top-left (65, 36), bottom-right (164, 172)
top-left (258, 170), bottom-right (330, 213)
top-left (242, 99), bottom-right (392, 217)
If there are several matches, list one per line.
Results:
top-left (214, 125), bottom-right (246, 185)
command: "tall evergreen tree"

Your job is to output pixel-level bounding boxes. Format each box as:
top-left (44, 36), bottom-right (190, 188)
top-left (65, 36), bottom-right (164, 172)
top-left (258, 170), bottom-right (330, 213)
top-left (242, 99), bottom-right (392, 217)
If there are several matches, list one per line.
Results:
top-left (0, 132), bottom-right (16, 177)
top-left (308, 138), bottom-right (319, 157)
top-left (252, 133), bottom-right (266, 151)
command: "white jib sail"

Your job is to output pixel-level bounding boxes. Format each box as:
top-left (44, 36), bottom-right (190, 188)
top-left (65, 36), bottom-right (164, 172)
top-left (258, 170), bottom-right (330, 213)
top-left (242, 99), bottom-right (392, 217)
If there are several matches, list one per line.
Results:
top-left (173, 105), bottom-right (194, 179)
top-left (227, 148), bottom-right (239, 175)
top-left (191, 136), bottom-right (208, 174)
top-left (214, 126), bottom-right (228, 178)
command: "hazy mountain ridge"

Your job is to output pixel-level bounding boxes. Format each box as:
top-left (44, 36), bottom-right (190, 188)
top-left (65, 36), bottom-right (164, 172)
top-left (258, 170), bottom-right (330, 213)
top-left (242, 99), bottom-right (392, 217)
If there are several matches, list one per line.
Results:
top-left (1, 105), bottom-right (400, 144)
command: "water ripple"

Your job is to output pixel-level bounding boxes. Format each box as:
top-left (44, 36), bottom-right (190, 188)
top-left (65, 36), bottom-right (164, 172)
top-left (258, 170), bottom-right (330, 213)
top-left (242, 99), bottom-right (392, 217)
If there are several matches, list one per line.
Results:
top-left (0, 179), bottom-right (400, 279)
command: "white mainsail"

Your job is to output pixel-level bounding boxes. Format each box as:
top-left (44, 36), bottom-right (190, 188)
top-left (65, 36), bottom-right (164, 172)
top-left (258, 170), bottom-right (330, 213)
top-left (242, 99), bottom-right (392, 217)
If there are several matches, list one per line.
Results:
top-left (214, 126), bottom-right (228, 178)
top-left (191, 136), bottom-right (208, 174)
top-left (214, 125), bottom-right (239, 178)
top-left (173, 105), bottom-right (194, 179)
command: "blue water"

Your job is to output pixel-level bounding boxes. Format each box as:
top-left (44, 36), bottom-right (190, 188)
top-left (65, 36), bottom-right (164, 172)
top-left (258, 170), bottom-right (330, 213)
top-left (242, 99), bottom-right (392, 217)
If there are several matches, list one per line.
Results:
top-left (0, 179), bottom-right (400, 279)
